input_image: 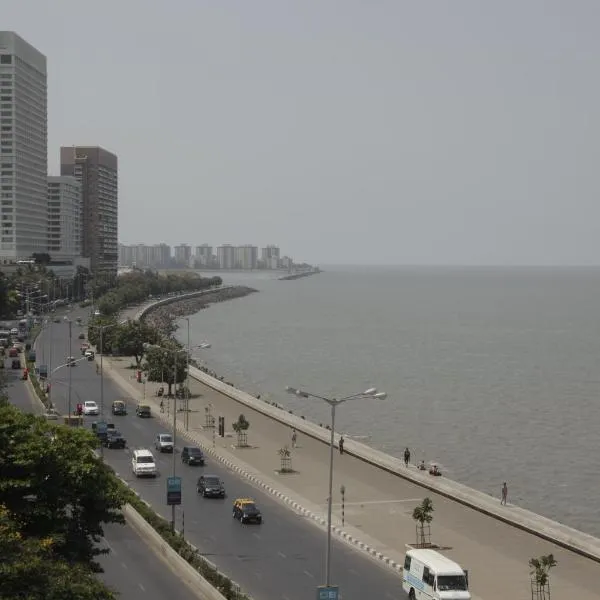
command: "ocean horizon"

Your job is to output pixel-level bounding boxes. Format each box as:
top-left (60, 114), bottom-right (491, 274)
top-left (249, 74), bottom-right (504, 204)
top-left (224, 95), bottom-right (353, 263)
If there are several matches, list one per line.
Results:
top-left (176, 266), bottom-right (600, 536)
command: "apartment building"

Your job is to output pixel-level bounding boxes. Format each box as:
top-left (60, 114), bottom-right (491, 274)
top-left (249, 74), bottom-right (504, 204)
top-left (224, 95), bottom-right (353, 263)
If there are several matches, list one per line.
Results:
top-left (0, 32), bottom-right (48, 263)
top-left (217, 244), bottom-right (235, 269)
top-left (194, 244), bottom-right (212, 266)
top-left (47, 176), bottom-right (81, 261)
top-left (235, 245), bottom-right (258, 270)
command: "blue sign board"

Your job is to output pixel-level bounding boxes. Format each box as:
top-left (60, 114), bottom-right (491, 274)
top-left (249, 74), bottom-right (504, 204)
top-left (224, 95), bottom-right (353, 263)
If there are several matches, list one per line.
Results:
top-left (167, 476), bottom-right (182, 506)
top-left (316, 585), bottom-right (339, 600)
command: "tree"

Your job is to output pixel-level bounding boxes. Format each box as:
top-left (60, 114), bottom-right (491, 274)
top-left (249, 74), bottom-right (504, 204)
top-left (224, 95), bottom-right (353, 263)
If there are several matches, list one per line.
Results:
top-left (112, 320), bottom-right (161, 366)
top-left (0, 405), bottom-right (127, 570)
top-left (87, 316), bottom-right (119, 353)
top-left (529, 554), bottom-right (557, 600)
top-left (232, 414), bottom-right (250, 447)
top-left (143, 342), bottom-right (187, 396)
top-left (412, 497), bottom-right (434, 547)
top-left (31, 252), bottom-right (51, 265)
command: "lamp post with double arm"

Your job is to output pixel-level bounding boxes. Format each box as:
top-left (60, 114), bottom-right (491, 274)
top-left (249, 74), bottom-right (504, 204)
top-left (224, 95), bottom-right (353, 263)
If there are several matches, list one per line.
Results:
top-left (285, 385), bottom-right (387, 592)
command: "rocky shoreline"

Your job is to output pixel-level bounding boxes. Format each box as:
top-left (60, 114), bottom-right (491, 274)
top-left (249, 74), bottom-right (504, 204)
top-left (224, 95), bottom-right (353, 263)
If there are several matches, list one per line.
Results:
top-left (142, 286), bottom-right (257, 337)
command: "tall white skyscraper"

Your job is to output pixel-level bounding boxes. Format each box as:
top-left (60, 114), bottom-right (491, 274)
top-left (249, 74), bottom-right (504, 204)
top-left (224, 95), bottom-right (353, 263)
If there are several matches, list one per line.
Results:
top-left (0, 32), bottom-right (48, 263)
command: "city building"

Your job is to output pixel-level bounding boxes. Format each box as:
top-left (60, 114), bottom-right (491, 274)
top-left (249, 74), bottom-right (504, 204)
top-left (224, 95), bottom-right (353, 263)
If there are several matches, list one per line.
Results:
top-left (60, 146), bottom-right (118, 275)
top-left (150, 243), bottom-right (171, 267)
top-left (119, 243), bottom-right (133, 267)
top-left (119, 242), bottom-right (172, 269)
top-left (47, 176), bottom-right (82, 262)
top-left (235, 245), bottom-right (258, 270)
top-left (174, 243), bottom-right (191, 266)
top-left (194, 244), bottom-right (212, 266)
top-left (0, 32), bottom-right (48, 264)
top-left (261, 244), bottom-right (280, 269)
top-left (217, 244), bottom-right (235, 269)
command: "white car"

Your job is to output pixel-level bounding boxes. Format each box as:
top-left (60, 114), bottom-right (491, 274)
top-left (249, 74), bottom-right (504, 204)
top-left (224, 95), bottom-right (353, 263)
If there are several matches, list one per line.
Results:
top-left (155, 433), bottom-right (174, 453)
top-left (82, 401), bottom-right (99, 416)
top-left (132, 449), bottom-right (158, 477)
top-left (94, 310), bottom-right (101, 316)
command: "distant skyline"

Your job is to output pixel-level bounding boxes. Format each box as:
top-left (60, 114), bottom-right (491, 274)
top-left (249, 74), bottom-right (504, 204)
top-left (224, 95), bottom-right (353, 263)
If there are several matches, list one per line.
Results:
top-left (5, 1), bottom-right (600, 266)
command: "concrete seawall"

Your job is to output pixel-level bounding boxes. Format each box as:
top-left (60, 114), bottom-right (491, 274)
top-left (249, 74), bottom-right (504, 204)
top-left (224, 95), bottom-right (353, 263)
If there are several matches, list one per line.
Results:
top-left (135, 299), bottom-right (600, 564)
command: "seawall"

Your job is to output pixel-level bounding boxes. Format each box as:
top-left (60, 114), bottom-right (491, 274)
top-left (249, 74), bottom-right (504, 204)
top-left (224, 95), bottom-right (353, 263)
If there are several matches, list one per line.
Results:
top-left (135, 298), bottom-right (600, 563)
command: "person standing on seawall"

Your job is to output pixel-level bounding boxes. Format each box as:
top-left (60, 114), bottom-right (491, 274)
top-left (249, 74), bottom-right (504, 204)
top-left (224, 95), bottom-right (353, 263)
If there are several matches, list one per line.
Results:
top-left (501, 482), bottom-right (508, 505)
top-left (291, 428), bottom-right (297, 448)
top-left (404, 447), bottom-right (411, 467)
top-left (339, 435), bottom-right (345, 455)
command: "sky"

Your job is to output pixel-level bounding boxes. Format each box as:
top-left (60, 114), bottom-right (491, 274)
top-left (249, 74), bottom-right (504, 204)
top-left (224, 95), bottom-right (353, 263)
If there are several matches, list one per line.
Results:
top-left (4, 0), bottom-right (600, 265)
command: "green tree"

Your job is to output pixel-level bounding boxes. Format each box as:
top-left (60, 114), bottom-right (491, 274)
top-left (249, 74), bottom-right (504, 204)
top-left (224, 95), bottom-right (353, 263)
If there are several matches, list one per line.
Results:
top-left (112, 320), bottom-right (161, 366)
top-left (232, 414), bottom-right (250, 447)
top-left (412, 497), bottom-right (434, 547)
top-left (0, 506), bottom-right (117, 600)
top-left (529, 554), bottom-right (557, 600)
top-left (0, 405), bottom-right (127, 568)
top-left (87, 316), bottom-right (119, 353)
top-left (31, 252), bottom-right (51, 265)
top-left (143, 342), bottom-right (187, 396)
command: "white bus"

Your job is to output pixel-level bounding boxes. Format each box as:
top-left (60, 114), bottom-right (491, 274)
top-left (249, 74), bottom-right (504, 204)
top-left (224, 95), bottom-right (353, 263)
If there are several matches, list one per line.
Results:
top-left (402, 548), bottom-right (470, 600)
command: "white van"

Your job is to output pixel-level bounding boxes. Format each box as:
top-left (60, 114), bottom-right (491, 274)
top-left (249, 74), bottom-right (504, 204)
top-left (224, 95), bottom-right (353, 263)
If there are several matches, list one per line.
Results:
top-left (403, 548), bottom-right (470, 600)
top-left (131, 449), bottom-right (157, 477)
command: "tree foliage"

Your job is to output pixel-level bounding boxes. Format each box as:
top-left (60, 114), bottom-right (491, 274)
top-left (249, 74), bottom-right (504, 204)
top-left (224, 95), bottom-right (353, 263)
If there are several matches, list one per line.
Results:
top-left (0, 404), bottom-right (127, 598)
top-left (112, 320), bottom-right (161, 366)
top-left (143, 341), bottom-right (188, 395)
top-left (413, 497), bottom-right (434, 547)
top-left (87, 316), bottom-right (119, 353)
top-left (232, 414), bottom-right (250, 433)
top-left (529, 554), bottom-right (557, 598)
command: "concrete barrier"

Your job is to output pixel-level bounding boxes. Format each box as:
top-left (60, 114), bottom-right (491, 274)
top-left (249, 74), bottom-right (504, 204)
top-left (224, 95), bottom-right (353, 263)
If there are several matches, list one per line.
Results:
top-left (123, 504), bottom-right (228, 600)
top-left (135, 298), bottom-right (600, 564)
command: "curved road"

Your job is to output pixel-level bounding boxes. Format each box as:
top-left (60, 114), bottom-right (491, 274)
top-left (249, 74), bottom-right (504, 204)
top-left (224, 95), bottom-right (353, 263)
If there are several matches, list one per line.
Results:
top-left (38, 309), bottom-right (406, 600)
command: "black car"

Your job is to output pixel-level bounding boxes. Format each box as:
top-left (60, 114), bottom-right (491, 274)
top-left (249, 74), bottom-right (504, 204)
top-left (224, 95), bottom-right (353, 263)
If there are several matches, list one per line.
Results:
top-left (233, 500), bottom-right (263, 524)
top-left (104, 430), bottom-right (126, 449)
top-left (182, 446), bottom-right (205, 466)
top-left (197, 475), bottom-right (225, 498)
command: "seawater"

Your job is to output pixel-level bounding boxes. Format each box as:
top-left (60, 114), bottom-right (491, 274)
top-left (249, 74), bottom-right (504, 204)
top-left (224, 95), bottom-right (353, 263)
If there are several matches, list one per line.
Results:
top-left (177, 266), bottom-right (600, 536)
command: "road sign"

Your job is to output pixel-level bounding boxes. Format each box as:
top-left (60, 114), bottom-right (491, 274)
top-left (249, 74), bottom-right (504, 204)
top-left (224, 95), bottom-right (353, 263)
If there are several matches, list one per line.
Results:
top-left (96, 421), bottom-right (108, 435)
top-left (316, 585), bottom-right (339, 600)
top-left (167, 476), bottom-right (182, 506)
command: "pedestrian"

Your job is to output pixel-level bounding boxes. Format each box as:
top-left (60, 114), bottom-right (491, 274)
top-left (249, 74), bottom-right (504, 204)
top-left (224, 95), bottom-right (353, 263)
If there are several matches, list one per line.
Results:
top-left (160, 399), bottom-right (164, 413)
top-left (339, 435), bottom-right (345, 455)
top-left (501, 482), bottom-right (508, 505)
top-left (291, 428), bottom-right (297, 448)
top-left (404, 447), bottom-right (411, 467)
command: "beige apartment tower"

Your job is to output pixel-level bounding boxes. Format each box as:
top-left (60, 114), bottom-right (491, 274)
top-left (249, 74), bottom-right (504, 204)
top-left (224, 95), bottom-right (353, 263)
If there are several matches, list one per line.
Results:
top-left (60, 146), bottom-right (118, 275)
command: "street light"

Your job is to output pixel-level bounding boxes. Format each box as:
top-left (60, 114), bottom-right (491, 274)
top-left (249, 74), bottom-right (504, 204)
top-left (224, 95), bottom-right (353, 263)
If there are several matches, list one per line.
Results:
top-left (144, 342), bottom-right (188, 531)
top-left (285, 385), bottom-right (387, 591)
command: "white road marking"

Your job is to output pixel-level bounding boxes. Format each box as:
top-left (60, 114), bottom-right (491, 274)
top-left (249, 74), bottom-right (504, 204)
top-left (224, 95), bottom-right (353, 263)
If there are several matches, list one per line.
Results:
top-left (121, 561), bottom-right (128, 570)
top-left (255, 571), bottom-right (262, 580)
top-left (330, 498), bottom-right (422, 506)
top-left (252, 532), bottom-right (261, 540)
top-left (303, 570), bottom-right (314, 579)
top-left (139, 583), bottom-right (145, 592)
top-left (103, 537), bottom-right (117, 556)
top-left (277, 551), bottom-right (287, 559)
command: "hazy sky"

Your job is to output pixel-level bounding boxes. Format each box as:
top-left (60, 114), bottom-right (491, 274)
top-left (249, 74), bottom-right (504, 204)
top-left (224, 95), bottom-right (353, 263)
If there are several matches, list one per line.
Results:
top-left (5, 1), bottom-right (600, 265)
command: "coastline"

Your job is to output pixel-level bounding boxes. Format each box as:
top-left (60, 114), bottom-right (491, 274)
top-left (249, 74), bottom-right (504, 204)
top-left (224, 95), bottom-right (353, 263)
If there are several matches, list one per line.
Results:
top-left (135, 292), bottom-right (600, 558)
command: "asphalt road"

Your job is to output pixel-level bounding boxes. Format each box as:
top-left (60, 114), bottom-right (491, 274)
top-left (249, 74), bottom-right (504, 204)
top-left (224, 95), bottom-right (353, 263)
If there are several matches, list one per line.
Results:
top-left (6, 312), bottom-right (201, 600)
top-left (38, 308), bottom-right (406, 600)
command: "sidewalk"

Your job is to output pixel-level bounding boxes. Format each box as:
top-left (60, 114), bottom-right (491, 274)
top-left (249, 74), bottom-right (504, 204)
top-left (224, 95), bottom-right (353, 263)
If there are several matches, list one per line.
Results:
top-left (101, 352), bottom-right (600, 600)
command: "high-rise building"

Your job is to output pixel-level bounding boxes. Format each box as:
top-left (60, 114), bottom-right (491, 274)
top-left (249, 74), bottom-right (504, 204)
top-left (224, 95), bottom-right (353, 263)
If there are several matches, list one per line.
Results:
top-left (194, 244), bottom-right (212, 266)
top-left (0, 32), bottom-right (48, 263)
top-left (47, 176), bottom-right (81, 261)
top-left (60, 146), bottom-right (118, 275)
top-left (119, 243), bottom-right (133, 267)
top-left (235, 245), bottom-right (258, 270)
top-left (217, 244), bottom-right (235, 269)
top-left (174, 244), bottom-right (191, 265)
top-left (261, 244), bottom-right (280, 269)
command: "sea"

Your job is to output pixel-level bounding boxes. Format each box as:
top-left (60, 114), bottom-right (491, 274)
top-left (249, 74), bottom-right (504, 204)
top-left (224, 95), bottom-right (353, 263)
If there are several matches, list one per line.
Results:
top-left (175, 266), bottom-right (600, 536)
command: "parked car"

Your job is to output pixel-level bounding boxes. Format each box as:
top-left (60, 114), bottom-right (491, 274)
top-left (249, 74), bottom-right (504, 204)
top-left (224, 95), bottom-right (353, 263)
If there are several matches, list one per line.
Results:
top-left (136, 404), bottom-right (151, 418)
top-left (181, 446), bottom-right (205, 466)
top-left (103, 430), bottom-right (126, 449)
top-left (111, 400), bottom-right (127, 415)
top-left (232, 498), bottom-right (262, 524)
top-left (197, 475), bottom-right (226, 498)
top-left (155, 433), bottom-right (174, 453)
top-left (82, 401), bottom-right (99, 416)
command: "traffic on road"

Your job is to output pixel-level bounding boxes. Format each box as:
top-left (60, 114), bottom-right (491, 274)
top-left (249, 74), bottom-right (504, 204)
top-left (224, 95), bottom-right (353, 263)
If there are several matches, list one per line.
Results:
top-left (36, 308), bottom-right (406, 600)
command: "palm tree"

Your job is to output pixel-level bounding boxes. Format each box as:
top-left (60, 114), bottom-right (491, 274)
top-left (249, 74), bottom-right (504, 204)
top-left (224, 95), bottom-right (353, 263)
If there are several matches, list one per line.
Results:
top-left (529, 554), bottom-right (557, 599)
top-left (412, 497), bottom-right (434, 547)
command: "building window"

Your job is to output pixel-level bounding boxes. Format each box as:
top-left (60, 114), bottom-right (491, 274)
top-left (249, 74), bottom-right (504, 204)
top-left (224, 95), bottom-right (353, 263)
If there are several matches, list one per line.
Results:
top-left (0, 55), bottom-right (12, 65)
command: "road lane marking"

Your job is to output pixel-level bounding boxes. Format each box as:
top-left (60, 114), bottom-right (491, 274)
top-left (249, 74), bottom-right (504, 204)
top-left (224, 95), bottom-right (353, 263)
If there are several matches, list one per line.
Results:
top-left (139, 583), bottom-right (145, 592)
top-left (102, 537), bottom-right (117, 556)
top-left (277, 551), bottom-right (287, 559)
top-left (252, 532), bottom-right (260, 540)
top-left (121, 561), bottom-right (128, 570)
top-left (303, 570), bottom-right (314, 579)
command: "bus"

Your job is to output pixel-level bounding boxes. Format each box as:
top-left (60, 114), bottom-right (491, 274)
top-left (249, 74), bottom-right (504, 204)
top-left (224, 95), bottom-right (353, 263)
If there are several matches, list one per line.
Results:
top-left (402, 548), bottom-right (470, 600)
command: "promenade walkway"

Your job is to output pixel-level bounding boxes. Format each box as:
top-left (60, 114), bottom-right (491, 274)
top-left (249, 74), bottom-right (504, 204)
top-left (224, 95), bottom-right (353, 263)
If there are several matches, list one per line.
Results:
top-left (108, 305), bottom-right (600, 599)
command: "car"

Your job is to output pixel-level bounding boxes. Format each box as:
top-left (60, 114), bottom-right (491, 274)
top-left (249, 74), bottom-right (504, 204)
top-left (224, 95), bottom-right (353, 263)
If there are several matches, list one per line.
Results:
top-left (232, 498), bottom-right (262, 523)
top-left (94, 310), bottom-right (101, 316)
top-left (43, 409), bottom-right (60, 420)
top-left (197, 475), bottom-right (226, 498)
top-left (8, 347), bottom-right (18, 358)
top-left (82, 401), bottom-right (99, 416)
top-left (91, 421), bottom-right (115, 442)
top-left (182, 446), bottom-right (205, 466)
top-left (111, 400), bottom-right (127, 415)
top-left (66, 356), bottom-right (76, 366)
top-left (53, 318), bottom-right (60, 323)
top-left (135, 404), bottom-right (151, 418)
top-left (84, 350), bottom-right (94, 361)
top-left (131, 449), bottom-right (157, 477)
top-left (104, 430), bottom-right (126, 449)
top-left (11, 359), bottom-right (20, 369)
top-left (155, 433), bottom-right (174, 453)
top-left (78, 332), bottom-right (85, 339)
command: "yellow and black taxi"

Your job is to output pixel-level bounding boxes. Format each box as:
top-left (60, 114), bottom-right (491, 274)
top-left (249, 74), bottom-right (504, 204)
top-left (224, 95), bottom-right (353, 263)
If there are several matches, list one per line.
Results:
top-left (232, 498), bottom-right (262, 524)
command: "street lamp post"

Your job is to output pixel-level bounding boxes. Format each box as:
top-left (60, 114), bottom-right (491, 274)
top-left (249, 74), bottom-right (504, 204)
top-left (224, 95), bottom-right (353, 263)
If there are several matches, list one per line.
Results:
top-left (68, 320), bottom-right (73, 418)
top-left (285, 385), bottom-right (387, 590)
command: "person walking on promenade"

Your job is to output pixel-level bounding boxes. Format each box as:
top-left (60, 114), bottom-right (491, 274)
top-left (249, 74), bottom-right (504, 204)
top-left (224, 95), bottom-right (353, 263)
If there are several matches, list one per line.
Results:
top-left (339, 435), bottom-right (345, 455)
top-left (404, 447), bottom-right (411, 467)
top-left (501, 482), bottom-right (508, 505)
top-left (291, 428), bottom-right (297, 448)
top-left (160, 399), bottom-right (164, 413)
